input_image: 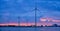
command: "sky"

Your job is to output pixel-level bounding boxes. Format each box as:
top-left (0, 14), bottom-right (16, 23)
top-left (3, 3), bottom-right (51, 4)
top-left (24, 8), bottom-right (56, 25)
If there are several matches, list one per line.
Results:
top-left (0, 0), bottom-right (60, 25)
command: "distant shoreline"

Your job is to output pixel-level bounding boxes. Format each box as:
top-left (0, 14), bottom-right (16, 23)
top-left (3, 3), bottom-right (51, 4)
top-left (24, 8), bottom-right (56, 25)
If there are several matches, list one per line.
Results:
top-left (0, 24), bottom-right (60, 27)
top-left (0, 26), bottom-right (60, 27)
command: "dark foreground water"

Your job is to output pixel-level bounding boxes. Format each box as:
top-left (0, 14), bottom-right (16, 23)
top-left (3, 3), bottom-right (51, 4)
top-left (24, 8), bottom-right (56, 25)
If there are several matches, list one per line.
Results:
top-left (0, 27), bottom-right (60, 31)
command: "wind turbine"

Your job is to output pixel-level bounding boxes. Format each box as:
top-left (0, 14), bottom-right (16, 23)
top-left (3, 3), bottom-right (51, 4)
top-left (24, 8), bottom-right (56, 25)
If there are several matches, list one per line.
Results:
top-left (33, 1), bottom-right (41, 26)
top-left (34, 3), bottom-right (40, 26)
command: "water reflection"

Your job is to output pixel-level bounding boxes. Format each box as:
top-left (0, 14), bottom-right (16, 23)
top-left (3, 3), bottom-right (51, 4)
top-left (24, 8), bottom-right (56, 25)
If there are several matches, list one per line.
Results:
top-left (0, 29), bottom-right (1, 31)
top-left (0, 27), bottom-right (60, 31)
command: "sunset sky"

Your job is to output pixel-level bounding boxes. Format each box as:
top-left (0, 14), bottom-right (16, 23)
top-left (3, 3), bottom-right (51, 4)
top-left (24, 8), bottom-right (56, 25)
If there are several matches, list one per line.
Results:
top-left (0, 0), bottom-right (60, 25)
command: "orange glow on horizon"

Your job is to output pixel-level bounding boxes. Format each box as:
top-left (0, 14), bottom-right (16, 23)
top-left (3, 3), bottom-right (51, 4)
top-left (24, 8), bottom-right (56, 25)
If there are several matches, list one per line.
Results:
top-left (0, 23), bottom-right (52, 26)
top-left (0, 17), bottom-right (60, 26)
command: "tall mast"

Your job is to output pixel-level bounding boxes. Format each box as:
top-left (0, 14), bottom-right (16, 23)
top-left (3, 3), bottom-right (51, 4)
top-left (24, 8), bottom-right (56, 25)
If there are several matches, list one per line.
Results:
top-left (26, 19), bottom-right (28, 26)
top-left (18, 16), bottom-right (20, 26)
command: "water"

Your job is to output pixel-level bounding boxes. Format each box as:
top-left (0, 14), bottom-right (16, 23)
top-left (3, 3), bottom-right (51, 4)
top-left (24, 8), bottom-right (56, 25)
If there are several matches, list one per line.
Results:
top-left (0, 27), bottom-right (60, 31)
